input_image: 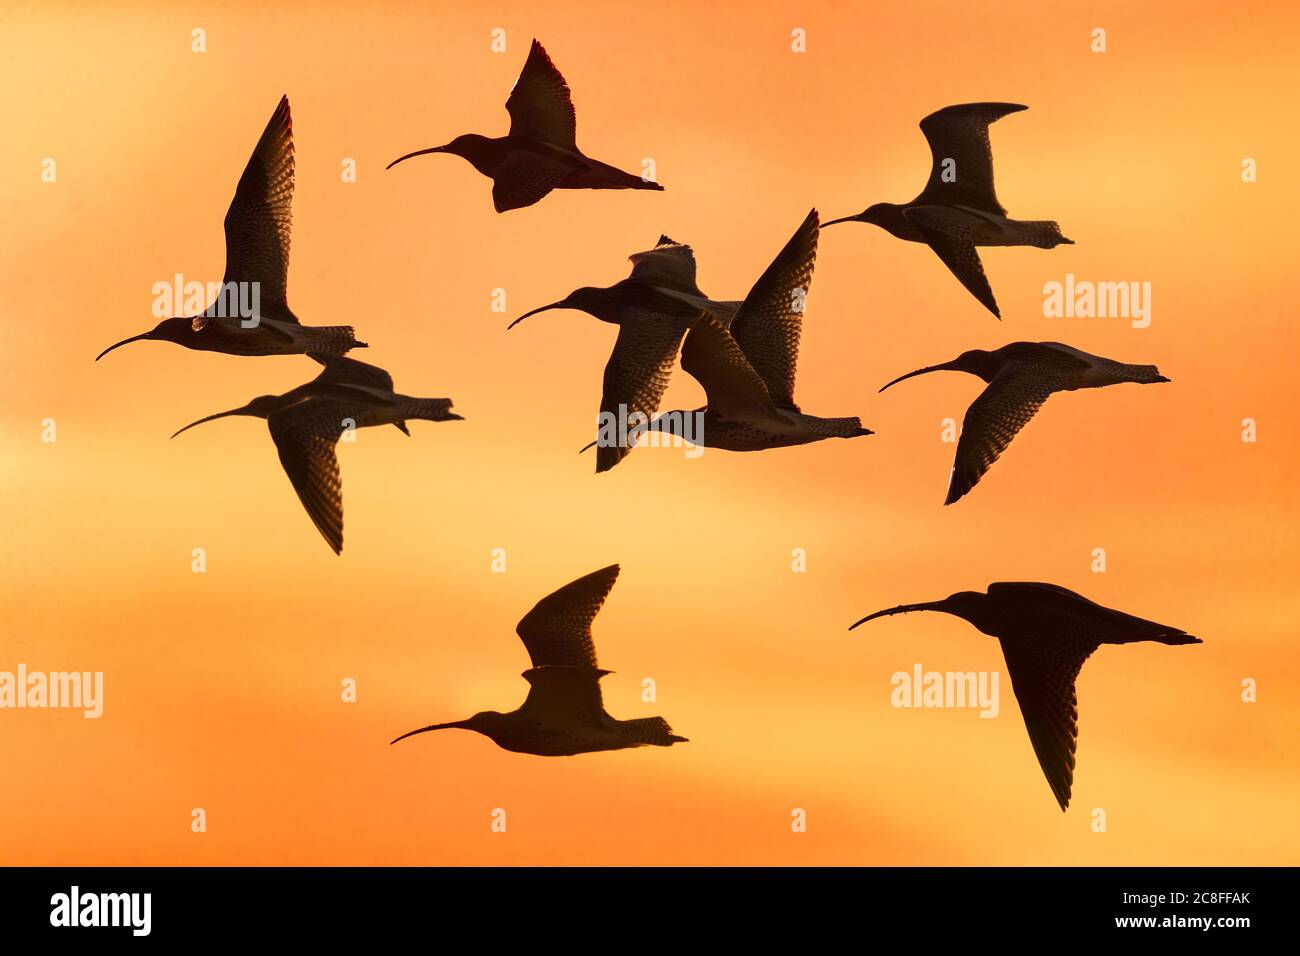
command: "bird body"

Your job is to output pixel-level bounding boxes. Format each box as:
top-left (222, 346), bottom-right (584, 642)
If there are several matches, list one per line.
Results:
top-left (851, 582), bottom-right (1201, 810)
top-left (387, 40), bottom-right (662, 212)
top-left (652, 209), bottom-right (872, 452)
top-left (392, 565), bottom-right (687, 756)
top-left (171, 353), bottom-right (460, 553)
top-left (880, 341), bottom-right (1169, 503)
top-left (97, 96), bottom-right (366, 361)
top-left (511, 236), bottom-right (739, 472)
top-left (824, 103), bottom-right (1072, 318)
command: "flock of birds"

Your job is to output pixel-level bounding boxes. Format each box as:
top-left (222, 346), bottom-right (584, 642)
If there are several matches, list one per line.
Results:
top-left (97, 40), bottom-right (1200, 811)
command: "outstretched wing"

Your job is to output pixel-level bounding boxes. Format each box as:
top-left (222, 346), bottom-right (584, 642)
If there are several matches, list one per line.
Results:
top-left (307, 353), bottom-right (395, 392)
top-left (628, 237), bottom-right (703, 295)
top-left (515, 564), bottom-right (620, 668)
top-left (904, 205), bottom-right (1000, 318)
top-left (946, 364), bottom-right (1061, 504)
top-left (595, 315), bottom-right (688, 473)
top-left (491, 151), bottom-right (574, 212)
top-left (914, 102), bottom-right (1027, 214)
top-left (223, 95), bottom-right (295, 313)
top-left (505, 39), bottom-right (577, 147)
top-left (267, 402), bottom-right (350, 554)
top-left (997, 632), bottom-right (1098, 811)
top-left (728, 209), bottom-right (819, 411)
top-left (681, 312), bottom-right (780, 421)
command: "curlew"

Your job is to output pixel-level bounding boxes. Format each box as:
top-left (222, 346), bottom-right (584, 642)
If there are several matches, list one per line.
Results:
top-left (97, 96), bottom-right (366, 361)
top-left (879, 341), bottom-right (1169, 504)
top-left (850, 582), bottom-right (1201, 810)
top-left (509, 235), bottom-right (740, 472)
top-left (823, 103), bottom-right (1072, 318)
top-left (170, 353), bottom-right (460, 554)
top-left (386, 39), bottom-right (663, 212)
top-left (392, 565), bottom-right (687, 755)
top-left (649, 209), bottom-right (872, 452)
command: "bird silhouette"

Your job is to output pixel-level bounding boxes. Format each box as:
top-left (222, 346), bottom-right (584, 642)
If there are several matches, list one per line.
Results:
top-left (509, 235), bottom-right (740, 472)
top-left (386, 39), bottom-right (663, 212)
top-left (392, 564), bottom-right (687, 755)
top-left (850, 582), bottom-right (1201, 810)
top-left (651, 209), bottom-right (872, 451)
top-left (170, 353), bottom-right (460, 553)
top-left (879, 341), bottom-right (1169, 504)
top-left (823, 103), bottom-right (1072, 318)
top-left (97, 96), bottom-right (366, 361)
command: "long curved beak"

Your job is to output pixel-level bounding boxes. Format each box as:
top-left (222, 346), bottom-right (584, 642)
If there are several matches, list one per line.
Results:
top-left (879, 362), bottom-right (957, 393)
top-left (820, 214), bottom-right (861, 228)
top-left (507, 300), bottom-right (567, 331)
top-left (95, 332), bottom-right (152, 361)
top-left (385, 145), bottom-right (447, 171)
top-left (390, 720), bottom-right (469, 745)
top-left (849, 601), bottom-right (946, 630)
top-left (170, 406), bottom-right (250, 439)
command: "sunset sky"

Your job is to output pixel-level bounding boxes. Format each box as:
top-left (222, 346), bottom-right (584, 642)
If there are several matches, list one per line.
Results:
top-left (1, 0), bottom-right (1296, 865)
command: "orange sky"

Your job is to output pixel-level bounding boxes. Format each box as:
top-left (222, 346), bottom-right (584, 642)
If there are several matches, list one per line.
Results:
top-left (1, 0), bottom-right (1297, 865)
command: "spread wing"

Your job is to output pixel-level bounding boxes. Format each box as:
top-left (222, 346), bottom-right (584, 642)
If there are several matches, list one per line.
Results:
top-left (307, 352), bottom-right (396, 392)
top-left (491, 151), bottom-right (574, 212)
top-left (914, 102), bottom-right (1027, 214)
top-left (997, 632), bottom-right (1098, 811)
top-left (728, 209), bottom-right (819, 410)
top-left (515, 565), bottom-right (620, 668)
top-left (681, 312), bottom-right (781, 421)
top-left (595, 315), bottom-right (688, 473)
top-left (628, 237), bottom-right (703, 295)
top-left (505, 39), bottom-right (577, 147)
top-left (946, 364), bottom-right (1062, 504)
top-left (904, 205), bottom-right (1000, 318)
top-left (223, 95), bottom-right (295, 313)
top-left (267, 402), bottom-right (350, 554)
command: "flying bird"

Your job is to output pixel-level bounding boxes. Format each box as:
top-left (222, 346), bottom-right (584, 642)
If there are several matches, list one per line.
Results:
top-left (392, 564), bottom-right (688, 755)
top-left (97, 96), bottom-right (366, 361)
top-left (171, 353), bottom-right (460, 554)
top-left (651, 209), bottom-right (872, 451)
top-left (509, 235), bottom-right (740, 472)
top-left (879, 341), bottom-right (1169, 504)
top-left (823, 103), bottom-right (1072, 318)
top-left (386, 39), bottom-right (663, 212)
top-left (850, 582), bottom-right (1201, 810)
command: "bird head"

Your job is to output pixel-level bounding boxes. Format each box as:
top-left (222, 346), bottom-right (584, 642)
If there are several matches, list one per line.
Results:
top-left (508, 286), bottom-right (612, 329)
top-left (170, 394), bottom-right (282, 438)
top-left (387, 134), bottom-right (496, 174)
top-left (849, 590), bottom-right (993, 633)
top-left (95, 316), bottom-right (192, 361)
top-left (822, 202), bottom-right (897, 229)
top-left (389, 710), bottom-right (505, 745)
top-left (879, 349), bottom-right (996, 392)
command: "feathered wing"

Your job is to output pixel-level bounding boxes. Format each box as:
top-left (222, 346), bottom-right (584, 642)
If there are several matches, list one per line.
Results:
top-left (595, 315), bottom-right (689, 473)
top-left (515, 565), bottom-right (620, 668)
top-left (728, 209), bottom-right (819, 410)
top-left (947, 364), bottom-right (1060, 504)
top-left (904, 205), bottom-right (1000, 318)
top-left (505, 39), bottom-right (577, 147)
top-left (997, 633), bottom-right (1098, 811)
top-left (914, 102), bottom-right (1027, 214)
top-left (491, 151), bottom-right (575, 212)
top-left (680, 313), bottom-right (781, 421)
top-left (267, 402), bottom-right (349, 554)
top-left (222, 95), bottom-right (295, 315)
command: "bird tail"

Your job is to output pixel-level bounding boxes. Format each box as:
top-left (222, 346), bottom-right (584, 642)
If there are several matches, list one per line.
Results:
top-left (1130, 364), bottom-right (1171, 385)
top-left (817, 416), bottom-right (874, 439)
top-left (565, 160), bottom-right (664, 192)
top-left (620, 716), bottom-right (688, 747)
top-left (305, 325), bottom-right (368, 353)
top-left (399, 398), bottom-right (463, 422)
top-left (1014, 220), bottom-right (1073, 248)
